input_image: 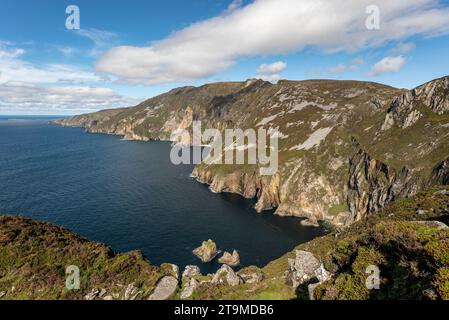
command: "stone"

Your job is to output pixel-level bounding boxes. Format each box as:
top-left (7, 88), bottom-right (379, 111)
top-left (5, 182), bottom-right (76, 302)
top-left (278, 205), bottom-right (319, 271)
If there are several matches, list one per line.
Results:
top-left (287, 250), bottom-right (332, 299)
top-left (239, 271), bottom-right (264, 284)
top-left (123, 283), bottom-right (140, 300)
top-left (84, 288), bottom-right (99, 300)
top-left (416, 209), bottom-right (428, 215)
top-left (413, 220), bottom-right (448, 231)
top-left (180, 278), bottom-right (200, 299)
top-left (182, 265), bottom-right (201, 279)
top-left (218, 250), bottom-right (240, 267)
top-left (212, 265), bottom-right (243, 287)
top-left (300, 218), bottom-right (320, 227)
top-left (193, 239), bottom-right (218, 263)
top-left (148, 276), bottom-right (178, 300)
top-left (0, 291), bottom-right (6, 298)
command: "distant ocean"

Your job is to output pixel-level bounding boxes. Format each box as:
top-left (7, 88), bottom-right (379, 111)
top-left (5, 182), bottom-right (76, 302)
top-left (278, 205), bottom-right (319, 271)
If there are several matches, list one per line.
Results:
top-left (0, 116), bottom-right (326, 273)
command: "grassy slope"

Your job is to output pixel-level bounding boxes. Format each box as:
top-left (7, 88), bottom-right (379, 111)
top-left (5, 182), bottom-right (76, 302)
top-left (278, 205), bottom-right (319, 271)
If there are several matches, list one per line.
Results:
top-left (0, 216), bottom-right (176, 300)
top-left (190, 185), bottom-right (449, 300)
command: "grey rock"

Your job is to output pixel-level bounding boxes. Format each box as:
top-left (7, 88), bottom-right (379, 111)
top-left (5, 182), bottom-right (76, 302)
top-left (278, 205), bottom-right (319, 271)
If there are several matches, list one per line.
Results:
top-left (287, 250), bottom-right (332, 299)
top-left (300, 218), bottom-right (320, 228)
top-left (416, 209), bottom-right (428, 215)
top-left (148, 276), bottom-right (178, 300)
top-left (239, 271), bottom-right (264, 284)
top-left (182, 265), bottom-right (201, 279)
top-left (123, 283), bottom-right (140, 300)
top-left (218, 250), bottom-right (240, 267)
top-left (212, 264), bottom-right (243, 287)
top-left (180, 278), bottom-right (200, 299)
top-left (413, 220), bottom-right (448, 231)
top-left (84, 288), bottom-right (99, 300)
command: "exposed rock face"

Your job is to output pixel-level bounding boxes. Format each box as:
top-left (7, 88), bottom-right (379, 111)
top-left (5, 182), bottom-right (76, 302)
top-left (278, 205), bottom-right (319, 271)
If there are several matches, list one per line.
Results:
top-left (430, 157), bottom-right (449, 186)
top-left (382, 76), bottom-right (449, 130)
top-left (180, 278), bottom-right (200, 299)
top-left (300, 218), bottom-right (320, 227)
top-left (212, 265), bottom-right (243, 286)
top-left (347, 138), bottom-right (419, 223)
top-left (193, 239), bottom-right (218, 263)
top-left (218, 250), bottom-right (240, 267)
top-left (148, 276), bottom-right (178, 300)
top-left (287, 250), bottom-right (332, 300)
top-left (192, 168), bottom-right (280, 213)
top-left (55, 76), bottom-right (449, 228)
top-left (182, 265), bottom-right (201, 279)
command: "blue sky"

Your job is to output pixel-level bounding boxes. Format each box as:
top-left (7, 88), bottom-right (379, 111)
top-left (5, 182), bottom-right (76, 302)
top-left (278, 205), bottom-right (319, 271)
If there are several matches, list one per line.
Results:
top-left (1, 0), bottom-right (449, 115)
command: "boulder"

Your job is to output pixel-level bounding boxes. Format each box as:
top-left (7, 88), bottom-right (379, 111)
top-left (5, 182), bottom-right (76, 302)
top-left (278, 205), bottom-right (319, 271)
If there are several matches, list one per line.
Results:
top-left (212, 264), bottom-right (243, 286)
top-left (84, 288), bottom-right (99, 300)
top-left (182, 265), bottom-right (201, 279)
top-left (161, 263), bottom-right (180, 279)
top-left (413, 220), bottom-right (448, 231)
top-left (148, 276), bottom-right (178, 300)
top-left (218, 250), bottom-right (240, 267)
top-left (287, 250), bottom-right (332, 299)
top-left (180, 278), bottom-right (200, 299)
top-left (123, 283), bottom-right (140, 300)
top-left (193, 239), bottom-right (218, 263)
top-left (238, 269), bottom-right (264, 284)
top-left (300, 218), bottom-right (320, 227)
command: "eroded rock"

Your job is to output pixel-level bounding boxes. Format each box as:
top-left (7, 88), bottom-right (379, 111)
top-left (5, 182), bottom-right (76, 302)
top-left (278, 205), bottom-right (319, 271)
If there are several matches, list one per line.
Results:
top-left (218, 250), bottom-right (240, 267)
top-left (148, 276), bottom-right (178, 300)
top-left (182, 265), bottom-right (201, 279)
top-left (193, 240), bottom-right (218, 263)
top-left (212, 265), bottom-right (243, 286)
top-left (287, 250), bottom-right (332, 299)
top-left (180, 278), bottom-right (200, 299)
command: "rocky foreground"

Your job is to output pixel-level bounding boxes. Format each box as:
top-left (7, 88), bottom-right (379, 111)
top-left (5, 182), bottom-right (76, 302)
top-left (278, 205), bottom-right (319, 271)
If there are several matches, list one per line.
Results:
top-left (1, 186), bottom-right (448, 300)
top-left (54, 76), bottom-right (449, 228)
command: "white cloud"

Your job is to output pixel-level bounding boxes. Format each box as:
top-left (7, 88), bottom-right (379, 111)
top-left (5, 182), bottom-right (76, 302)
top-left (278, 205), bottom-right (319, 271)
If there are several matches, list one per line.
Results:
top-left (96, 0), bottom-right (449, 85)
top-left (0, 42), bottom-right (134, 114)
top-left (0, 43), bottom-right (102, 84)
top-left (0, 82), bottom-right (137, 114)
top-left (368, 56), bottom-right (406, 76)
top-left (258, 61), bottom-right (287, 74)
top-left (225, 0), bottom-right (244, 14)
top-left (257, 61), bottom-right (287, 82)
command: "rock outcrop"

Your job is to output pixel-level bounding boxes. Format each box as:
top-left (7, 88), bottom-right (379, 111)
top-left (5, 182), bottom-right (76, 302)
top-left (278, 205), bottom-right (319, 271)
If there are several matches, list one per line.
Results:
top-left (193, 239), bottom-right (218, 263)
top-left (347, 138), bottom-right (419, 223)
top-left (148, 276), bottom-right (178, 300)
top-left (211, 265), bottom-right (243, 287)
top-left (218, 250), bottom-right (240, 267)
top-left (287, 250), bottom-right (332, 299)
top-left (182, 265), bottom-right (201, 279)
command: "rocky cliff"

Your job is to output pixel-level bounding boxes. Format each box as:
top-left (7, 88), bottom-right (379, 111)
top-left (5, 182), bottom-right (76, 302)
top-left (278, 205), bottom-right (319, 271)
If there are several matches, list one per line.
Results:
top-left (55, 76), bottom-right (449, 227)
top-left (3, 186), bottom-right (448, 300)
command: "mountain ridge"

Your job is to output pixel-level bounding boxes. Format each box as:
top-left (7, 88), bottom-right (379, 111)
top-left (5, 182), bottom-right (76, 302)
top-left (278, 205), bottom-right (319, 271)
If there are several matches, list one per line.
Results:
top-left (55, 76), bottom-right (449, 227)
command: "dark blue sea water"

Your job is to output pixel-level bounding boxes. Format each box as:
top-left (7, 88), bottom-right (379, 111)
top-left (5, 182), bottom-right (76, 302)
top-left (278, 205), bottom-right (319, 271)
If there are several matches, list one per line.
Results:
top-left (0, 116), bottom-right (326, 274)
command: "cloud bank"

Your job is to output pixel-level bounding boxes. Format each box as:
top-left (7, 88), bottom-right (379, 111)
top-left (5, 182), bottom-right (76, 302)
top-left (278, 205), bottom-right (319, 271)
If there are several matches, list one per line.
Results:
top-left (96, 0), bottom-right (449, 85)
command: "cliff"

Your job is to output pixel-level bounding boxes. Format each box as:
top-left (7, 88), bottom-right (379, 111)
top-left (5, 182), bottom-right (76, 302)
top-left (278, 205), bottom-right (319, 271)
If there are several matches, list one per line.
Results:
top-left (55, 76), bottom-right (449, 227)
top-left (2, 186), bottom-right (448, 300)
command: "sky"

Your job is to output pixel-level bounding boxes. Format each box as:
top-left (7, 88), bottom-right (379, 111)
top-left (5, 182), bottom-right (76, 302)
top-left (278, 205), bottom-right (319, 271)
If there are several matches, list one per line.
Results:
top-left (1, 0), bottom-right (449, 115)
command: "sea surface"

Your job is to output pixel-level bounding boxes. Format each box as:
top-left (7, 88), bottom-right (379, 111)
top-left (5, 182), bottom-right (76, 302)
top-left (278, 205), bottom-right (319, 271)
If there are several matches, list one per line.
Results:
top-left (0, 116), bottom-right (326, 273)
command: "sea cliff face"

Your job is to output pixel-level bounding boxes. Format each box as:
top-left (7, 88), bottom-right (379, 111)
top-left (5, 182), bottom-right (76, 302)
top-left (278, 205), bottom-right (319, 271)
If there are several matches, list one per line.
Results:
top-left (55, 76), bottom-right (449, 227)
